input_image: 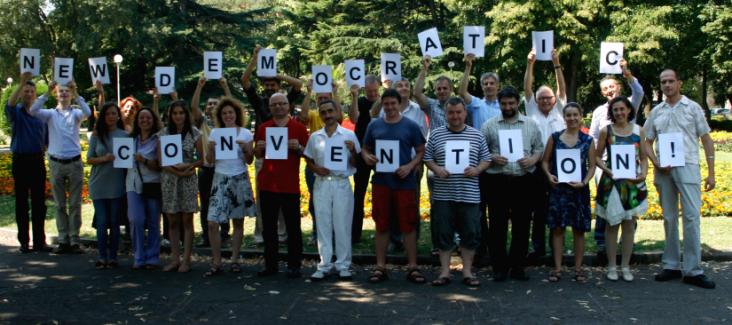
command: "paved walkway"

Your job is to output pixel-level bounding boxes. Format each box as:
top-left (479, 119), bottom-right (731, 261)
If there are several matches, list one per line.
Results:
top-left (0, 241), bottom-right (730, 324)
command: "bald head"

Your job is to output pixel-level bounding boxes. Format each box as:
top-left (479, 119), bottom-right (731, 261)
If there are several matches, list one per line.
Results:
top-left (268, 93), bottom-right (290, 119)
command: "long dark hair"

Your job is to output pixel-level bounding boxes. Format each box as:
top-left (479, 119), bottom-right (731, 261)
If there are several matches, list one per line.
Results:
top-left (130, 106), bottom-right (161, 140)
top-left (166, 100), bottom-right (193, 137)
top-left (95, 102), bottom-right (125, 148)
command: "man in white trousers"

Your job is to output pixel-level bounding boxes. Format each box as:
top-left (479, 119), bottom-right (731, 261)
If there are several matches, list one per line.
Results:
top-left (304, 100), bottom-right (360, 281)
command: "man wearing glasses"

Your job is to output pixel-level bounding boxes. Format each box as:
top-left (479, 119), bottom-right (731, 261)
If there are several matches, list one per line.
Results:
top-left (523, 49), bottom-right (567, 260)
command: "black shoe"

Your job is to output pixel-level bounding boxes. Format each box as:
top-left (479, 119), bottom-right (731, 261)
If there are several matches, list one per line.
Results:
top-left (286, 269), bottom-right (302, 279)
top-left (19, 245), bottom-right (31, 254)
top-left (257, 268), bottom-right (278, 277)
top-left (493, 271), bottom-right (508, 282)
top-left (53, 243), bottom-right (71, 254)
top-left (510, 268), bottom-right (530, 281)
top-left (683, 274), bottom-right (716, 289)
top-left (654, 269), bottom-right (682, 282)
top-left (69, 244), bottom-right (83, 254)
top-left (33, 245), bottom-right (53, 253)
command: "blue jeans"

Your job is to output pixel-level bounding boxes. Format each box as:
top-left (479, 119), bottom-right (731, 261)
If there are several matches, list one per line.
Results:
top-left (127, 191), bottom-right (162, 266)
top-left (93, 197), bottom-right (122, 261)
top-left (305, 166), bottom-right (317, 240)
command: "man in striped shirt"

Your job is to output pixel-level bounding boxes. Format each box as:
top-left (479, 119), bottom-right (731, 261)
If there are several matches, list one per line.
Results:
top-left (424, 97), bottom-right (491, 287)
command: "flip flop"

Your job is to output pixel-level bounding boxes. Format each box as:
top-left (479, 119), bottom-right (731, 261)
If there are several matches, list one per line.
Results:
top-left (431, 276), bottom-right (451, 286)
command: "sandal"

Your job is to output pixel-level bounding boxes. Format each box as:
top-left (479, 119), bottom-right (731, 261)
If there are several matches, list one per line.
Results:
top-left (162, 262), bottom-right (180, 272)
top-left (406, 268), bottom-right (427, 284)
top-left (368, 267), bottom-right (388, 283)
top-left (548, 270), bottom-right (561, 282)
top-left (574, 270), bottom-right (587, 283)
top-left (230, 262), bottom-right (242, 273)
top-left (203, 265), bottom-right (223, 278)
top-left (431, 276), bottom-right (451, 286)
top-left (95, 260), bottom-right (107, 270)
top-left (462, 277), bottom-right (480, 287)
top-left (177, 263), bottom-right (192, 273)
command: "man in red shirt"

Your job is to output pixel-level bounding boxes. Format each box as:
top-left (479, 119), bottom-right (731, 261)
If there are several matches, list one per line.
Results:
top-left (254, 93), bottom-right (309, 278)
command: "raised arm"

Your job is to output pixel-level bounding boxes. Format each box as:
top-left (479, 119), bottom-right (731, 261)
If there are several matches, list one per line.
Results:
top-left (219, 77), bottom-right (232, 97)
top-left (68, 81), bottom-right (91, 119)
top-left (191, 75), bottom-right (206, 125)
top-left (241, 45), bottom-right (260, 90)
top-left (459, 54), bottom-right (476, 105)
top-left (621, 59), bottom-right (644, 111)
top-left (524, 50), bottom-right (536, 100)
top-left (413, 55), bottom-right (431, 112)
top-left (369, 98), bottom-right (382, 118)
top-left (94, 80), bottom-right (105, 109)
top-left (299, 80), bottom-right (312, 124)
top-left (9, 72), bottom-right (33, 107)
top-left (29, 81), bottom-right (56, 118)
top-left (553, 49), bottom-right (566, 102)
top-left (278, 73), bottom-right (303, 92)
top-left (151, 88), bottom-right (160, 117)
top-left (349, 84), bottom-right (359, 122)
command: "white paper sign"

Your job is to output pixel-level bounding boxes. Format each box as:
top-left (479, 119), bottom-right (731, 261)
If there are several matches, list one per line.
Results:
top-left (658, 132), bottom-right (685, 167)
top-left (265, 127), bottom-right (288, 160)
top-left (600, 42), bottom-right (624, 74)
top-left (312, 65), bottom-right (333, 94)
top-left (444, 141), bottom-right (471, 174)
top-left (155, 66), bottom-right (175, 95)
top-left (20, 48), bottom-right (41, 76)
top-left (375, 140), bottom-right (399, 173)
top-left (463, 26), bottom-right (485, 57)
top-left (418, 27), bottom-right (443, 58)
top-left (88, 57), bottom-right (110, 85)
top-left (160, 134), bottom-right (183, 167)
top-left (212, 128), bottom-right (238, 160)
top-left (54, 57), bottom-right (74, 84)
top-left (556, 149), bottom-right (582, 183)
top-left (113, 137), bottom-right (134, 169)
top-left (344, 59), bottom-right (365, 88)
top-left (532, 30), bottom-right (554, 61)
top-left (204, 51), bottom-right (223, 80)
top-left (610, 144), bottom-right (637, 179)
top-left (257, 48), bottom-right (277, 77)
top-left (324, 137), bottom-right (348, 172)
top-left (380, 53), bottom-right (401, 82)
top-left (498, 129), bottom-right (524, 162)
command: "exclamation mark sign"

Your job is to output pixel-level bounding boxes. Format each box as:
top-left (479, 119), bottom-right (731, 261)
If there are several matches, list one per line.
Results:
top-left (670, 142), bottom-right (675, 158)
top-left (508, 138), bottom-right (514, 154)
top-left (542, 39), bottom-right (546, 54)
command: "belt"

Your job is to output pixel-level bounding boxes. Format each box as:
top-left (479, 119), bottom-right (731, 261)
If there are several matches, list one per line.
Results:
top-left (318, 175), bottom-right (349, 181)
top-left (49, 155), bottom-right (81, 164)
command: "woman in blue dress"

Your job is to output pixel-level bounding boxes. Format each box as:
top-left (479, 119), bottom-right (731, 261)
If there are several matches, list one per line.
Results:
top-left (541, 102), bottom-right (596, 283)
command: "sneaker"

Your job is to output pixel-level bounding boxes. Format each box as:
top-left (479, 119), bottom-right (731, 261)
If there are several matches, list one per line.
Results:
top-left (654, 269), bottom-right (682, 282)
top-left (338, 270), bottom-right (353, 280)
top-left (683, 274), bottom-right (716, 289)
top-left (621, 267), bottom-right (633, 282)
top-left (606, 266), bottom-right (618, 281)
top-left (310, 270), bottom-right (327, 281)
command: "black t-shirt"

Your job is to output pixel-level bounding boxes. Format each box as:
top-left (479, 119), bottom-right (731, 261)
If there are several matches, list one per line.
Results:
top-left (243, 84), bottom-right (302, 135)
top-left (355, 96), bottom-right (375, 144)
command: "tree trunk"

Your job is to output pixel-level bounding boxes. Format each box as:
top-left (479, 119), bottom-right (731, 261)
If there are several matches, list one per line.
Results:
top-left (567, 50), bottom-right (579, 102)
top-left (702, 67), bottom-right (710, 121)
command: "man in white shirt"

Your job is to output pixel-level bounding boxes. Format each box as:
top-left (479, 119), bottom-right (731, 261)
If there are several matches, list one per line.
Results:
top-left (30, 80), bottom-right (91, 254)
top-left (523, 48), bottom-right (567, 259)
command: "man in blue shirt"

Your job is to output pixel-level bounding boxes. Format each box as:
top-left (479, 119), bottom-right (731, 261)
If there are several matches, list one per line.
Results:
top-left (5, 72), bottom-right (49, 253)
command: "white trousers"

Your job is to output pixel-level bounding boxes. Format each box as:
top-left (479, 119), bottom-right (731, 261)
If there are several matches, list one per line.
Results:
top-left (653, 165), bottom-right (703, 276)
top-left (313, 177), bottom-right (353, 272)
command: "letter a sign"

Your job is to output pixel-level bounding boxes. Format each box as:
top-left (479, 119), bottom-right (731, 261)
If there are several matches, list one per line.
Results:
top-left (418, 28), bottom-right (443, 58)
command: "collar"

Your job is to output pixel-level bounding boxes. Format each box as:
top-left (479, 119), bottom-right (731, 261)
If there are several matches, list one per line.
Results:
top-left (313, 125), bottom-right (346, 138)
top-left (483, 97), bottom-right (499, 106)
top-left (663, 95), bottom-right (690, 109)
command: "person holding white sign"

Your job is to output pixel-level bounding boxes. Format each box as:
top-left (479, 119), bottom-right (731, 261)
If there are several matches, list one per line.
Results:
top-left (5, 71), bottom-right (49, 253)
top-left (86, 103), bottom-right (128, 269)
top-left (459, 53), bottom-right (501, 129)
top-left (203, 97), bottom-right (256, 277)
top-left (349, 75), bottom-right (381, 244)
top-left (589, 57), bottom-right (644, 256)
top-left (158, 101), bottom-right (203, 273)
top-left (253, 93), bottom-right (310, 279)
top-left (30, 80), bottom-right (91, 254)
top-left (303, 100), bottom-right (360, 281)
top-left (644, 69), bottom-right (716, 289)
top-left (125, 107), bottom-right (163, 270)
top-left (361, 89), bottom-right (426, 284)
top-left (423, 97), bottom-right (491, 287)
top-left (594, 96), bottom-right (649, 282)
top-left (414, 55), bottom-right (453, 131)
top-left (541, 103), bottom-right (596, 283)
top-left (523, 48), bottom-right (568, 260)
top-left (480, 87), bottom-right (544, 281)
top-left (191, 75), bottom-right (233, 248)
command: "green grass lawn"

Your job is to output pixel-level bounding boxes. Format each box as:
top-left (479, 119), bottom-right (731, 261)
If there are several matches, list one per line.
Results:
top-left (1, 195), bottom-right (730, 255)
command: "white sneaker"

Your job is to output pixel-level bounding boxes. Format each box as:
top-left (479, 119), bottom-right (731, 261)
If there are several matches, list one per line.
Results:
top-left (621, 267), bottom-right (634, 282)
top-left (606, 266), bottom-right (618, 281)
top-left (338, 269), bottom-right (353, 280)
top-left (310, 270), bottom-right (326, 281)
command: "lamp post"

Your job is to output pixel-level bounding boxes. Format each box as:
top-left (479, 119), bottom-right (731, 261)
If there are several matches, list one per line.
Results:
top-left (113, 54), bottom-right (123, 106)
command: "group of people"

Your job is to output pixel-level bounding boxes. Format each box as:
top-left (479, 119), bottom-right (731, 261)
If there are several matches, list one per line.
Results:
top-left (6, 46), bottom-right (716, 289)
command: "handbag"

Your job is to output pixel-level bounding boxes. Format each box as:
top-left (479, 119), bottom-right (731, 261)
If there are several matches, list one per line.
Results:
top-left (136, 161), bottom-right (162, 200)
